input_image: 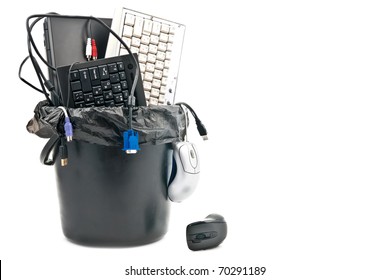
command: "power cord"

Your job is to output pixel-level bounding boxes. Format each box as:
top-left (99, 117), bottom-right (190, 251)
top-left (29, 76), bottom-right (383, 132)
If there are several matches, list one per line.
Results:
top-left (175, 102), bottom-right (208, 140)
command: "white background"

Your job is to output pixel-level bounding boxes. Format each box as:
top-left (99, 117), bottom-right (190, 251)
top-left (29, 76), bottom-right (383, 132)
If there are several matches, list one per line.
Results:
top-left (1, 0), bottom-right (389, 279)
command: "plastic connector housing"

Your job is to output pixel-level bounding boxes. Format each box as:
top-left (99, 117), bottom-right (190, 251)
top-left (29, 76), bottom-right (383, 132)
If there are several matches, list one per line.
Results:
top-left (123, 130), bottom-right (140, 154)
top-left (64, 117), bottom-right (73, 142)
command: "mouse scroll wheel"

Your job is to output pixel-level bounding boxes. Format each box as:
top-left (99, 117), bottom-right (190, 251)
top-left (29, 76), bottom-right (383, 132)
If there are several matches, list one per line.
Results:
top-left (196, 233), bottom-right (206, 240)
top-left (190, 150), bottom-right (195, 159)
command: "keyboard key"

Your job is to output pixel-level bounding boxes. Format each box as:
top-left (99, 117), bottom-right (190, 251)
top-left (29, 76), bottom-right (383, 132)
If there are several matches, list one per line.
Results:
top-left (160, 86), bottom-right (167, 94)
top-left (158, 94), bottom-right (165, 103)
top-left (141, 35), bottom-right (150, 45)
top-left (143, 19), bottom-right (153, 34)
top-left (71, 81), bottom-right (82, 91)
top-left (161, 23), bottom-right (170, 33)
top-left (159, 33), bottom-right (168, 43)
top-left (151, 88), bottom-right (159, 98)
top-left (156, 51), bottom-right (166, 61)
top-left (150, 35), bottom-right (159, 45)
top-left (79, 69), bottom-right (92, 92)
top-left (138, 64), bottom-right (145, 74)
top-left (163, 68), bottom-right (169, 77)
top-left (92, 86), bottom-right (102, 96)
top-left (108, 63), bottom-right (118, 73)
top-left (165, 51), bottom-right (172, 60)
top-left (144, 81), bottom-right (152, 91)
top-left (158, 42), bottom-right (167, 52)
top-left (161, 77), bottom-right (168, 86)
top-left (144, 72), bottom-right (153, 82)
top-left (152, 79), bottom-right (161, 89)
top-left (125, 13), bottom-right (135, 26)
top-left (138, 53), bottom-right (147, 63)
top-left (168, 34), bottom-right (174, 43)
top-left (139, 44), bottom-right (148, 54)
top-left (146, 62), bottom-right (155, 72)
top-left (144, 90), bottom-right (150, 99)
top-left (114, 94), bottom-right (124, 103)
top-left (155, 60), bottom-right (164, 70)
top-left (147, 54), bottom-right (156, 63)
top-left (70, 70), bottom-right (79, 81)
top-left (98, 65), bottom-right (109, 80)
top-left (132, 37), bottom-right (141, 47)
top-left (149, 97), bottom-right (158, 105)
top-left (89, 67), bottom-right (100, 80)
top-left (154, 70), bottom-right (163, 79)
top-left (121, 81), bottom-right (128, 90)
top-left (95, 96), bottom-right (104, 106)
top-left (148, 44), bottom-right (158, 54)
top-left (167, 42), bottom-right (173, 51)
top-left (119, 71), bottom-right (126, 80)
top-left (117, 62), bottom-right (125, 71)
top-left (73, 91), bottom-right (84, 102)
top-left (101, 80), bottom-right (111, 90)
top-left (110, 73), bottom-right (120, 83)
top-left (103, 90), bottom-right (113, 100)
top-left (130, 46), bottom-right (139, 54)
top-left (164, 60), bottom-right (170, 69)
top-left (123, 25), bottom-right (133, 38)
top-left (151, 22), bottom-right (161, 35)
top-left (112, 83), bottom-right (122, 93)
top-left (122, 90), bottom-right (129, 99)
top-left (133, 16), bottom-right (144, 38)
top-left (84, 93), bottom-right (94, 103)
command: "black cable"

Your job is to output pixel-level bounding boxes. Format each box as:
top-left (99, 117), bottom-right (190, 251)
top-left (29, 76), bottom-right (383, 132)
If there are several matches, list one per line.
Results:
top-left (175, 102), bottom-right (208, 140)
top-left (18, 56), bottom-right (45, 94)
top-left (88, 18), bottom-right (92, 38)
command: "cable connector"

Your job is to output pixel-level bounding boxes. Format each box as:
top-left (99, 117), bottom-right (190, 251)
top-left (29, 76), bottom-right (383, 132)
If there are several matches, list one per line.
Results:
top-left (91, 39), bottom-right (98, 60)
top-left (195, 119), bottom-right (208, 140)
top-left (86, 38), bottom-right (92, 61)
top-left (59, 138), bottom-right (68, 167)
top-left (58, 106), bottom-right (73, 142)
top-left (64, 116), bottom-right (73, 142)
top-left (122, 130), bottom-right (140, 154)
top-left (176, 102), bottom-right (208, 141)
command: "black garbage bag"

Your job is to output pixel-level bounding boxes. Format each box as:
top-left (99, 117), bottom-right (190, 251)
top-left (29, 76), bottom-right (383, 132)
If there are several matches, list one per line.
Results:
top-left (27, 100), bottom-right (186, 146)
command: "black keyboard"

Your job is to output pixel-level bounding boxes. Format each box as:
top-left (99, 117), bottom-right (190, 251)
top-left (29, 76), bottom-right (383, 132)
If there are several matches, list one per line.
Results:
top-left (56, 55), bottom-right (146, 108)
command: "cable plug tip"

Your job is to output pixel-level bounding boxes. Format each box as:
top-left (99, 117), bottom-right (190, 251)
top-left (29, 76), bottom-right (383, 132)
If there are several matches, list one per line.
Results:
top-left (86, 37), bottom-right (92, 61)
top-left (64, 116), bottom-right (73, 142)
top-left (123, 130), bottom-right (140, 154)
top-left (202, 135), bottom-right (208, 141)
top-left (61, 158), bottom-right (68, 167)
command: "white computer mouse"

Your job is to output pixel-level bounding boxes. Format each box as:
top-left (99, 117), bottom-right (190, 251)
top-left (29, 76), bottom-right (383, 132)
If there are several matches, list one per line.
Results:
top-left (168, 141), bottom-right (200, 202)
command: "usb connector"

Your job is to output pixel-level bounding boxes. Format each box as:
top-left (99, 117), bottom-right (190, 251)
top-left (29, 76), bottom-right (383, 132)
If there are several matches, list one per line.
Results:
top-left (196, 119), bottom-right (208, 140)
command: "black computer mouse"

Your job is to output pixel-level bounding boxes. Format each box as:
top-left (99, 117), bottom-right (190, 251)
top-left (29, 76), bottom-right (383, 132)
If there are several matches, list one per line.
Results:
top-left (186, 214), bottom-right (227, 251)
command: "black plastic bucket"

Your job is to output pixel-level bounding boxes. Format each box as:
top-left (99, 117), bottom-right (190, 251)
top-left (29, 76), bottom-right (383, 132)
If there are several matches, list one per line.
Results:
top-left (54, 141), bottom-right (171, 246)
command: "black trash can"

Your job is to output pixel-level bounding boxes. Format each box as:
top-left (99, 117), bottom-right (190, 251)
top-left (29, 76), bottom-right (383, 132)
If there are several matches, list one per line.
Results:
top-left (55, 141), bottom-right (172, 246)
top-left (27, 102), bottom-right (185, 246)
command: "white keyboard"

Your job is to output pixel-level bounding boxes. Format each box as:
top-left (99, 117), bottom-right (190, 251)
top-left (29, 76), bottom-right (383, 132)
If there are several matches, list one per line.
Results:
top-left (105, 8), bottom-right (186, 105)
